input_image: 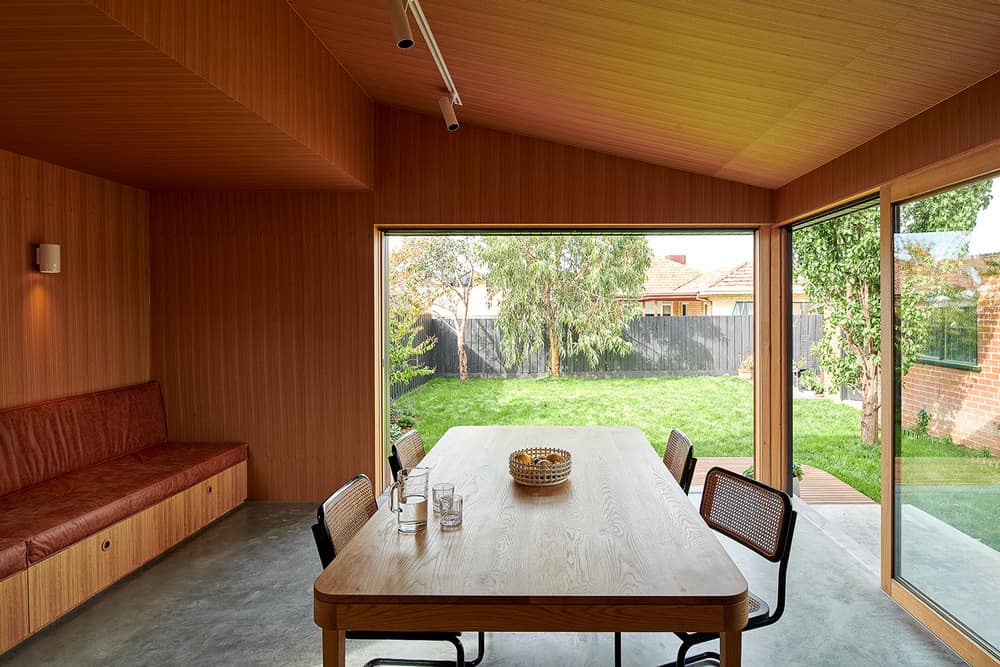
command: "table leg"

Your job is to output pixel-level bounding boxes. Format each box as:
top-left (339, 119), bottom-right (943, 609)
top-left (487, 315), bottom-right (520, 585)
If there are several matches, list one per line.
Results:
top-left (322, 629), bottom-right (346, 667)
top-left (719, 630), bottom-right (742, 666)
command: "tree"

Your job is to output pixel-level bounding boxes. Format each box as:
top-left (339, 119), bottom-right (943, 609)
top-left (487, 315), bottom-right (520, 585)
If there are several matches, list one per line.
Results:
top-left (386, 287), bottom-right (436, 391)
top-left (793, 180), bottom-right (991, 445)
top-left (391, 237), bottom-right (483, 380)
top-left (481, 235), bottom-right (652, 377)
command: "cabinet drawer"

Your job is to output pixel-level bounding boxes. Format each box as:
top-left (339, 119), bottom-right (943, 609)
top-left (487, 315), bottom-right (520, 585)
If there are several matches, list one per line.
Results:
top-left (28, 516), bottom-right (140, 632)
top-left (0, 571), bottom-right (28, 653)
top-left (192, 462), bottom-right (248, 527)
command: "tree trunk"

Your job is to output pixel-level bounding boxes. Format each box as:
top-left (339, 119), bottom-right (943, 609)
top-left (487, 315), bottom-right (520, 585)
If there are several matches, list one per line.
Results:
top-left (457, 322), bottom-right (468, 381)
top-left (548, 324), bottom-right (560, 377)
top-left (859, 374), bottom-right (880, 446)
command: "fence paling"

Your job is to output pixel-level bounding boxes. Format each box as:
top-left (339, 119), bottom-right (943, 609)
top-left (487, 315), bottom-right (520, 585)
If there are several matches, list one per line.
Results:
top-left (390, 314), bottom-right (825, 388)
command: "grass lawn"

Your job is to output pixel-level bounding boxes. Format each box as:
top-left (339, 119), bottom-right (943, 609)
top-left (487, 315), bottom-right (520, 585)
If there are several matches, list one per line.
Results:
top-left (399, 375), bottom-right (995, 506)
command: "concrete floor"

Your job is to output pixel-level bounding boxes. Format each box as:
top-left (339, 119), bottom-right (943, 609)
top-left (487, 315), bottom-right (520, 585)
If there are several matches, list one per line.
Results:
top-left (0, 501), bottom-right (967, 667)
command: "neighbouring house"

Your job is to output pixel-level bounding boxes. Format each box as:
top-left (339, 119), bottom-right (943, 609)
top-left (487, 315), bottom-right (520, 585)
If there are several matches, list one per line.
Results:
top-left (640, 255), bottom-right (704, 316)
top-left (899, 242), bottom-right (1000, 455)
top-left (641, 257), bottom-right (811, 316)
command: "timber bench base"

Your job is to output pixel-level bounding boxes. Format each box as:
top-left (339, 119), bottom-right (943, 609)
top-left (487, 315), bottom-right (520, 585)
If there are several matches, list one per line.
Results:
top-left (0, 461), bottom-right (246, 654)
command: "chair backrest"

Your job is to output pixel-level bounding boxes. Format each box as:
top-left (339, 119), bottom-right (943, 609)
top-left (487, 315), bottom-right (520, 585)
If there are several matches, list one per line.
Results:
top-left (663, 429), bottom-right (696, 494)
top-left (700, 467), bottom-right (794, 562)
top-left (392, 430), bottom-right (426, 477)
top-left (312, 474), bottom-right (378, 568)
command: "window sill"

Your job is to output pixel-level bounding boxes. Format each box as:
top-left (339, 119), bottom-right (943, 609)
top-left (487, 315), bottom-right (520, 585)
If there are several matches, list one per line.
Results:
top-left (916, 357), bottom-right (981, 372)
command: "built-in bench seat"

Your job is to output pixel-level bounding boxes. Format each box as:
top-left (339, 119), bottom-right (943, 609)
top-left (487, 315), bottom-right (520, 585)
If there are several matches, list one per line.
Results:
top-left (0, 539), bottom-right (25, 582)
top-left (0, 382), bottom-right (247, 653)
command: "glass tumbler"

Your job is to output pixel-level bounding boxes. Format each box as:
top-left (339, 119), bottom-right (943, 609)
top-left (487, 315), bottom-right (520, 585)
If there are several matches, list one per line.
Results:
top-left (440, 494), bottom-right (463, 530)
top-left (432, 483), bottom-right (454, 515)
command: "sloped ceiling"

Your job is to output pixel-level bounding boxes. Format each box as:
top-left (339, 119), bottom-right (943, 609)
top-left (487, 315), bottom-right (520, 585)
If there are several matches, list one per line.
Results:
top-left (291, 0), bottom-right (1000, 188)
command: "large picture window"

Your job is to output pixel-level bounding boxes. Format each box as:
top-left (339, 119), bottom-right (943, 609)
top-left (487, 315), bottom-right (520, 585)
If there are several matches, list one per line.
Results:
top-left (893, 172), bottom-right (1000, 655)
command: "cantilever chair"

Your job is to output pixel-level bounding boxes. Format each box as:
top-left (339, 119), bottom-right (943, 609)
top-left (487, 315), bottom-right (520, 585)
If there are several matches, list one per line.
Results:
top-left (389, 429), bottom-right (427, 482)
top-left (311, 474), bottom-right (485, 667)
top-left (663, 429), bottom-right (698, 495)
top-left (614, 467), bottom-right (796, 667)
top-left (668, 467), bottom-right (798, 667)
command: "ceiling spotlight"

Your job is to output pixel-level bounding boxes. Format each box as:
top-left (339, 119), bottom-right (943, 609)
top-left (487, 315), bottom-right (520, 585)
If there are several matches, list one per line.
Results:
top-left (387, 0), bottom-right (414, 48)
top-left (439, 96), bottom-right (459, 131)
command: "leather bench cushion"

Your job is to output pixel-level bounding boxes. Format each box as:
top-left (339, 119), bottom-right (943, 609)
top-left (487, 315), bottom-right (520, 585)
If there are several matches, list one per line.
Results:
top-left (0, 442), bottom-right (247, 563)
top-left (0, 382), bottom-right (168, 497)
top-left (0, 539), bottom-right (26, 580)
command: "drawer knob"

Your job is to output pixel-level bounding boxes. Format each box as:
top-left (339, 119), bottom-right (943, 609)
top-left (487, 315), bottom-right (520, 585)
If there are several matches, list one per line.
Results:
top-left (101, 539), bottom-right (112, 552)
top-left (207, 485), bottom-right (214, 494)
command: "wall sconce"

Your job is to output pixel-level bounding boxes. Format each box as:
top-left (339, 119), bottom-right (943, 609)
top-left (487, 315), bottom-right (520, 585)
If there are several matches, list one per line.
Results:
top-left (35, 244), bottom-right (61, 274)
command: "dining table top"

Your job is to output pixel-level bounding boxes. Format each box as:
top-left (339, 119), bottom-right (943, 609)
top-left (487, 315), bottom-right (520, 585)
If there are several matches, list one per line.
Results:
top-left (314, 425), bottom-right (747, 607)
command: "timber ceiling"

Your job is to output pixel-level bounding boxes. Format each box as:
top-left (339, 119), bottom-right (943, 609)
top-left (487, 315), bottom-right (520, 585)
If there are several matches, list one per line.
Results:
top-left (291, 0), bottom-right (1000, 188)
top-left (0, 1), bottom-right (371, 190)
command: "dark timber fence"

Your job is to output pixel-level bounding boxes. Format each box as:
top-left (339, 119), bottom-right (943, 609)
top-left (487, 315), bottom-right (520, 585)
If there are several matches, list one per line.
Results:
top-left (391, 314), bottom-right (825, 397)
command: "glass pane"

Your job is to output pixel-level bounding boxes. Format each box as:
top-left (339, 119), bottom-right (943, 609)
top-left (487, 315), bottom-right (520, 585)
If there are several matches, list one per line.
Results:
top-left (894, 174), bottom-right (1000, 652)
top-left (790, 201), bottom-right (880, 570)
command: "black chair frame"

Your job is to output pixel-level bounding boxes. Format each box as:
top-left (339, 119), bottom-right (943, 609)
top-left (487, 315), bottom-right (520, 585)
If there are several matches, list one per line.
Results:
top-left (679, 454), bottom-right (698, 495)
top-left (614, 468), bottom-right (797, 667)
top-left (312, 475), bottom-right (485, 667)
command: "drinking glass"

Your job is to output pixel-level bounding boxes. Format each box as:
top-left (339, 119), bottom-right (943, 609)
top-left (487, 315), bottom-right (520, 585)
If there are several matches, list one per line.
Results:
top-left (388, 467), bottom-right (429, 533)
top-left (440, 494), bottom-right (462, 530)
top-left (432, 483), bottom-right (455, 515)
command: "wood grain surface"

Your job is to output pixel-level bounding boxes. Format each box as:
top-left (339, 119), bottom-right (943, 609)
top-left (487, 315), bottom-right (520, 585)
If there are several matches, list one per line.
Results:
top-left (0, 0), bottom-right (371, 190)
top-left (27, 462), bottom-right (245, 634)
top-left (293, 0), bottom-right (1000, 188)
top-left (374, 105), bottom-right (772, 226)
top-left (315, 426), bottom-right (746, 605)
top-left (0, 571), bottom-right (28, 654)
top-left (0, 148), bottom-right (150, 409)
top-left (150, 192), bottom-right (376, 502)
top-left (776, 73), bottom-right (1000, 223)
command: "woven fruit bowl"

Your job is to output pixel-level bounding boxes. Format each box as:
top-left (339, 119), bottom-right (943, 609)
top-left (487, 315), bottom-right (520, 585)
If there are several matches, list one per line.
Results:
top-left (508, 447), bottom-right (572, 486)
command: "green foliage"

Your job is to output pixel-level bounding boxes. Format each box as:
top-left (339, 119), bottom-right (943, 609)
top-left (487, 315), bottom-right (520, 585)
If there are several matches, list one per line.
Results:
top-left (797, 368), bottom-right (822, 393)
top-left (388, 399), bottom-right (418, 443)
top-left (481, 235), bottom-right (652, 376)
top-left (391, 236), bottom-right (483, 380)
top-left (742, 464), bottom-right (804, 482)
top-left (793, 206), bottom-right (881, 393)
top-left (897, 180), bottom-right (993, 233)
top-left (792, 181), bottom-right (991, 444)
top-left (913, 409), bottom-right (932, 437)
top-left (387, 300), bottom-right (435, 389)
top-left (397, 375), bottom-right (992, 503)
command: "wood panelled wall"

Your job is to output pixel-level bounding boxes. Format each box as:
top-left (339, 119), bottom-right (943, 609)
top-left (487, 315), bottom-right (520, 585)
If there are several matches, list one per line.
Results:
top-left (149, 192), bottom-right (375, 502)
top-left (776, 72), bottom-right (1000, 222)
top-left (375, 106), bottom-right (773, 226)
top-left (92, 0), bottom-right (373, 188)
top-left (0, 149), bottom-right (150, 409)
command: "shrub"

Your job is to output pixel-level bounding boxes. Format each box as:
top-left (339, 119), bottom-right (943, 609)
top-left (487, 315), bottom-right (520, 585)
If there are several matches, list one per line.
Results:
top-left (913, 409), bottom-right (932, 437)
top-left (743, 463), bottom-right (803, 482)
top-left (798, 368), bottom-right (822, 393)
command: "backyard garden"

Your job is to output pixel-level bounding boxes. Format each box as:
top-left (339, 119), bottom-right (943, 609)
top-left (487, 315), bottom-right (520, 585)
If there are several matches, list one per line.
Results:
top-left (393, 374), bottom-right (997, 506)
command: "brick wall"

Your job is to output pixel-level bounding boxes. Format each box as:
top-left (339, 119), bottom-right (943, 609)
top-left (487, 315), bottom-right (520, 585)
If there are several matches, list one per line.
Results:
top-left (901, 274), bottom-right (1000, 455)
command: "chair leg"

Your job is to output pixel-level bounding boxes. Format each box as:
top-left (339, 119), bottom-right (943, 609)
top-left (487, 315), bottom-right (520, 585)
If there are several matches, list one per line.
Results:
top-left (657, 639), bottom-right (721, 667)
top-left (614, 632), bottom-right (622, 667)
top-left (360, 633), bottom-right (483, 667)
top-left (466, 632), bottom-right (486, 667)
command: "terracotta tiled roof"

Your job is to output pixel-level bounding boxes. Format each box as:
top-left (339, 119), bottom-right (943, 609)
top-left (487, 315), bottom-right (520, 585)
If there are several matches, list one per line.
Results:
top-left (642, 257), bottom-right (701, 296)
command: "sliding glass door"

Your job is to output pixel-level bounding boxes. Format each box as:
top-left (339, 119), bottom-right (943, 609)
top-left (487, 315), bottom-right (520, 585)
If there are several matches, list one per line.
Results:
top-left (893, 173), bottom-right (1000, 656)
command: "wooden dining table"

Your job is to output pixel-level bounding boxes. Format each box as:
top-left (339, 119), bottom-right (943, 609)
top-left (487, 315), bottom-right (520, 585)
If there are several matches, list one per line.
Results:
top-left (314, 425), bottom-right (749, 666)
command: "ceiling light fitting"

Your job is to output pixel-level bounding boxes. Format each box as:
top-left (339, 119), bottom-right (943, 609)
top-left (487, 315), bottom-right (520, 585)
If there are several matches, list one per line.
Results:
top-left (388, 0), bottom-right (463, 131)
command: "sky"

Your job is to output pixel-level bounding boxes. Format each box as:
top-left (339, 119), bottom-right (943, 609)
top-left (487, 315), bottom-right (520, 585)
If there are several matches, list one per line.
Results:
top-left (968, 177), bottom-right (1000, 256)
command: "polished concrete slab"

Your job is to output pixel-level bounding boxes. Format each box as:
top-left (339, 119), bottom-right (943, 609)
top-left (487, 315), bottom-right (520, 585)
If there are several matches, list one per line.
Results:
top-left (0, 501), bottom-right (967, 666)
